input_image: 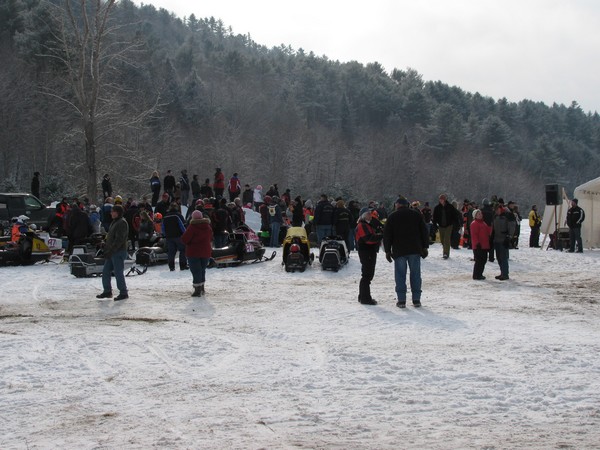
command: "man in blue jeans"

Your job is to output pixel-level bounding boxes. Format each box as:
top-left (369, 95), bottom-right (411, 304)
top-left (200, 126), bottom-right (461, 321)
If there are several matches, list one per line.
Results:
top-left (383, 197), bottom-right (429, 308)
top-left (97, 204), bottom-right (129, 301)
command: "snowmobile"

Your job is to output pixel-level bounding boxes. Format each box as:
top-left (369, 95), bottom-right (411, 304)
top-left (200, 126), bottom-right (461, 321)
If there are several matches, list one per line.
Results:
top-left (210, 224), bottom-right (275, 268)
top-left (135, 237), bottom-right (169, 266)
top-left (281, 226), bottom-right (314, 272)
top-left (68, 245), bottom-right (138, 277)
top-left (0, 227), bottom-right (52, 265)
top-left (318, 236), bottom-right (349, 272)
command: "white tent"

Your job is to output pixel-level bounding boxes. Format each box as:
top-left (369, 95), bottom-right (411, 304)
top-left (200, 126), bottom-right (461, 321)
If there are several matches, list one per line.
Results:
top-left (540, 187), bottom-right (570, 248)
top-left (573, 176), bottom-right (600, 249)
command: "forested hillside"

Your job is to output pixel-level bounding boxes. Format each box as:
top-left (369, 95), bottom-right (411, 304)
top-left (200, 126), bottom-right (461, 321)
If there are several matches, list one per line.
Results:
top-left (1, 0), bottom-right (599, 207)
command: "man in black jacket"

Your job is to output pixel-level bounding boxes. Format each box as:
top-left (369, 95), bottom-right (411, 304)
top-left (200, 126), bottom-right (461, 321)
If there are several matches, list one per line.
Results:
top-left (101, 174), bottom-right (112, 201)
top-left (314, 194), bottom-right (335, 244)
top-left (384, 197), bottom-right (429, 308)
top-left (566, 198), bottom-right (585, 252)
top-left (433, 193), bottom-right (457, 259)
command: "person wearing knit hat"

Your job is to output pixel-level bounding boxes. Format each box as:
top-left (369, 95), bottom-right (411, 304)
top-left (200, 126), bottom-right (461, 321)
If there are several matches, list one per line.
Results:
top-left (182, 208), bottom-right (213, 296)
top-left (97, 203), bottom-right (129, 301)
top-left (383, 196), bottom-right (429, 308)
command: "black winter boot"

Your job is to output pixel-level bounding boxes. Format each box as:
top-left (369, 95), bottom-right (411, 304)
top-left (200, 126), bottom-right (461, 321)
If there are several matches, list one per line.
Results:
top-left (192, 284), bottom-right (202, 297)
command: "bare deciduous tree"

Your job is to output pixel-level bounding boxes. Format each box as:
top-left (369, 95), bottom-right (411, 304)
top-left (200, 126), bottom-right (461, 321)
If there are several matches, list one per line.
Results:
top-left (39, 0), bottom-right (153, 200)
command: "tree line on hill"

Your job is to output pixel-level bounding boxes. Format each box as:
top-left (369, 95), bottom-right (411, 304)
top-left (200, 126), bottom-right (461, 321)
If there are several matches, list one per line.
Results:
top-left (1, 0), bottom-right (599, 209)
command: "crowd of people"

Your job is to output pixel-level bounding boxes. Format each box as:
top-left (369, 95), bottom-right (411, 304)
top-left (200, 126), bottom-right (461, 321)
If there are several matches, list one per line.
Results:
top-left (27, 169), bottom-right (587, 306)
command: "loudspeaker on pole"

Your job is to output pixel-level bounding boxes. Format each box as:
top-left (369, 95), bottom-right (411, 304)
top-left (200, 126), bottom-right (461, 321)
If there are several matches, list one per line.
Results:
top-left (545, 184), bottom-right (560, 205)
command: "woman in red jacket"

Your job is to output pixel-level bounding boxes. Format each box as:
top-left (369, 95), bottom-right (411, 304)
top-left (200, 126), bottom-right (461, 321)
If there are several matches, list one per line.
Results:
top-left (470, 209), bottom-right (492, 280)
top-left (181, 210), bottom-right (213, 296)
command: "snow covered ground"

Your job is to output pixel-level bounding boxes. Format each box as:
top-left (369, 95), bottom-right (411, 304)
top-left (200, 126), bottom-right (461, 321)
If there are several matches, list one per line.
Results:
top-left (2, 212), bottom-right (600, 449)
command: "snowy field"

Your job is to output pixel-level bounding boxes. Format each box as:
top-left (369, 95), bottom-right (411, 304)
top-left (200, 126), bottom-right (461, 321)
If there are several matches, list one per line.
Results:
top-left (1, 213), bottom-right (600, 449)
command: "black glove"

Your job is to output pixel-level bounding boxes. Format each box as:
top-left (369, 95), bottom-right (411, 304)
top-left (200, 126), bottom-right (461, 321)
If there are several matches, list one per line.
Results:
top-left (385, 252), bottom-right (393, 263)
top-left (421, 248), bottom-right (428, 259)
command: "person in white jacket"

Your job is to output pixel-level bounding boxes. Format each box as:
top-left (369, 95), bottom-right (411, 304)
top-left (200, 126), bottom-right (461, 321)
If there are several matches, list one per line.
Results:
top-left (253, 185), bottom-right (264, 211)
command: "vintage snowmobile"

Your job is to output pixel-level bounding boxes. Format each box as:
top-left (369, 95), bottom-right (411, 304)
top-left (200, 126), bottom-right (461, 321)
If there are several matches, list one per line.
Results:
top-left (318, 236), bottom-right (349, 272)
top-left (210, 224), bottom-right (275, 268)
top-left (281, 226), bottom-right (314, 272)
top-left (135, 237), bottom-right (169, 267)
top-left (68, 245), bottom-right (139, 277)
top-left (0, 228), bottom-right (52, 265)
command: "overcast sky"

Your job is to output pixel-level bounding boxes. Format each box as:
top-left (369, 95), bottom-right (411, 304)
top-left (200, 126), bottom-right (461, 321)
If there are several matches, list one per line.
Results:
top-left (135, 0), bottom-right (600, 113)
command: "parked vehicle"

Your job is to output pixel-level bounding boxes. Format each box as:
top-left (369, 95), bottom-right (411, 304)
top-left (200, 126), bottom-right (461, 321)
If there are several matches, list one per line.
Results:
top-left (0, 193), bottom-right (56, 236)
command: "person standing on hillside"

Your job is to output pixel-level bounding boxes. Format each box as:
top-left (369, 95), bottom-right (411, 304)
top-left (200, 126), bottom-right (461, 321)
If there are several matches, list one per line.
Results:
top-left (242, 184), bottom-right (253, 208)
top-left (355, 210), bottom-right (383, 305)
top-left (214, 168), bottom-right (225, 199)
top-left (180, 169), bottom-right (191, 207)
top-left (163, 170), bottom-right (176, 198)
top-left (150, 171), bottom-right (161, 207)
top-left (101, 174), bottom-right (112, 201)
top-left (191, 174), bottom-right (201, 201)
top-left (97, 204), bottom-right (129, 301)
top-left (200, 178), bottom-right (213, 199)
top-left (228, 172), bottom-right (241, 202)
top-left (31, 172), bottom-right (41, 199)
top-left (566, 198), bottom-right (585, 253)
top-left (253, 185), bottom-right (264, 211)
top-left (383, 197), bottom-right (429, 308)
